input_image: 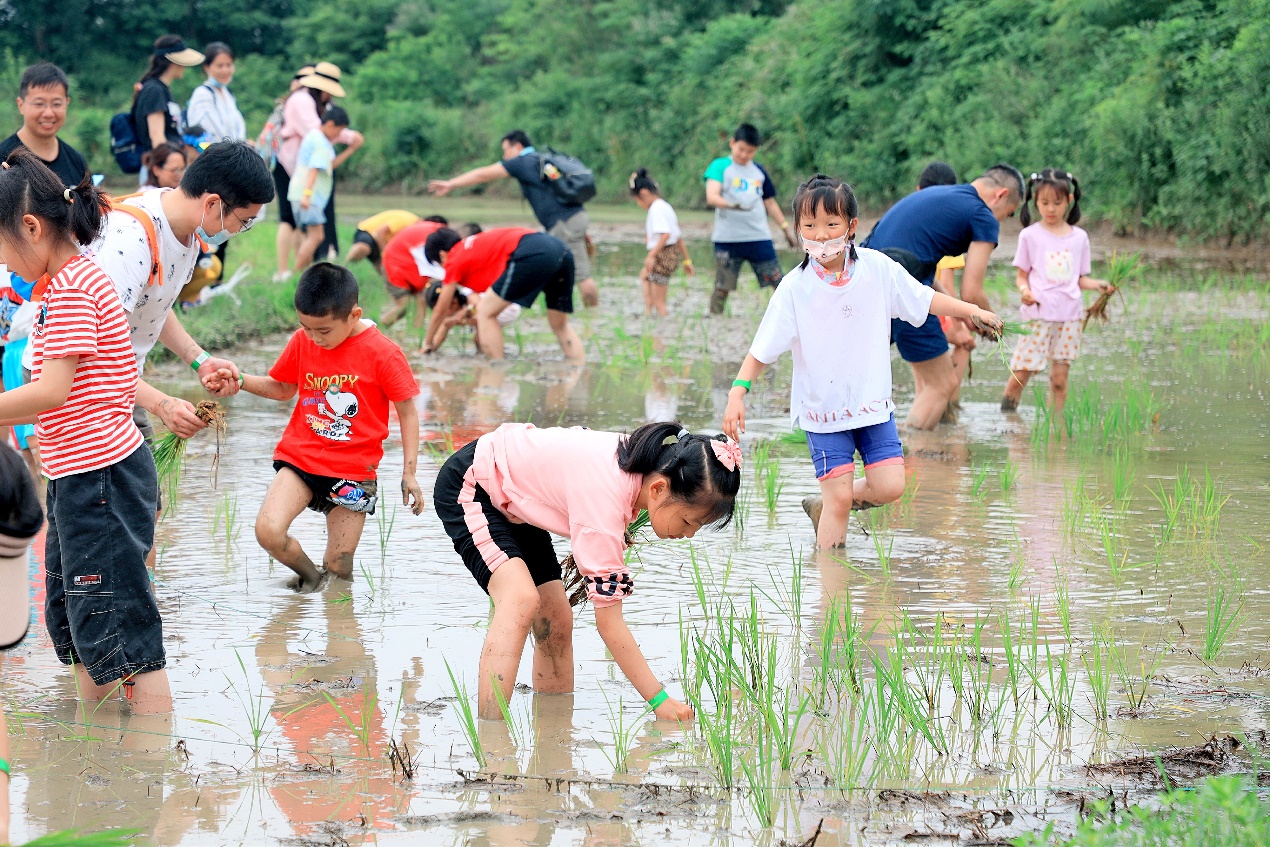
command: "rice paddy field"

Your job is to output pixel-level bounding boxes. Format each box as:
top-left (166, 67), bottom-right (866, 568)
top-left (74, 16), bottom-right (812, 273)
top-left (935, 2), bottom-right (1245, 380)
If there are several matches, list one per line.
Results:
top-left (3, 201), bottom-right (1268, 846)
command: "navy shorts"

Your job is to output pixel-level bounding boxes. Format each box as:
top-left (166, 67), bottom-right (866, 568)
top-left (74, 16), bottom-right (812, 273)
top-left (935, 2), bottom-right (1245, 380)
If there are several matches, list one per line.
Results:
top-left (44, 445), bottom-right (164, 686)
top-left (713, 240), bottom-right (783, 291)
top-left (891, 313), bottom-right (950, 364)
top-left (489, 232), bottom-right (576, 313)
top-left (433, 440), bottom-right (561, 592)
top-left (806, 415), bottom-right (905, 480)
top-left (274, 461), bottom-right (378, 516)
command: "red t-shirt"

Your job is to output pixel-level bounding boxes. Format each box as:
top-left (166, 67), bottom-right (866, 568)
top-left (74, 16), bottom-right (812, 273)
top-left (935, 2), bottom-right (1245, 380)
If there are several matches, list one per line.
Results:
top-left (30, 256), bottom-right (144, 479)
top-left (443, 227), bottom-right (535, 293)
top-left (268, 324), bottom-right (419, 480)
top-left (382, 221), bottom-right (445, 294)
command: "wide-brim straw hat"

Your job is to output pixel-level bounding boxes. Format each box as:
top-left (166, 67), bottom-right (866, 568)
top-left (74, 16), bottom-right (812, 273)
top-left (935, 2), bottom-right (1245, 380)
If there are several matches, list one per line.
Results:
top-left (159, 39), bottom-right (205, 67)
top-left (298, 61), bottom-right (346, 98)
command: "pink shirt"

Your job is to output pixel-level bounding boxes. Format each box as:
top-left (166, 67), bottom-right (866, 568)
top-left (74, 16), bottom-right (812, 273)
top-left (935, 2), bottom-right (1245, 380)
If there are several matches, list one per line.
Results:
top-left (276, 90), bottom-right (357, 176)
top-left (472, 423), bottom-right (642, 607)
top-left (1013, 224), bottom-right (1092, 322)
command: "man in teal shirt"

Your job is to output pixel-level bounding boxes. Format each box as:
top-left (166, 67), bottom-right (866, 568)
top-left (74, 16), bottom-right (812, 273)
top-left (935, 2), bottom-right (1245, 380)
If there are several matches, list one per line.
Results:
top-left (703, 123), bottom-right (797, 314)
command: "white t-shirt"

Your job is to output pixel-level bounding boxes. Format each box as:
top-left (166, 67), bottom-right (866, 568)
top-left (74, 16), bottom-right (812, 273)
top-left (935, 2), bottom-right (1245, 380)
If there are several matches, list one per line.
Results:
top-left (87, 188), bottom-right (200, 365)
top-left (749, 248), bottom-right (935, 433)
top-left (644, 198), bottom-right (681, 249)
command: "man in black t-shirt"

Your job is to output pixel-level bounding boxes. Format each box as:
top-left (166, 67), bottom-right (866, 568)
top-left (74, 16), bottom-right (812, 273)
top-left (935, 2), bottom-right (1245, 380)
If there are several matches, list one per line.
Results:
top-left (430, 130), bottom-right (599, 306)
top-left (0, 63), bottom-right (88, 189)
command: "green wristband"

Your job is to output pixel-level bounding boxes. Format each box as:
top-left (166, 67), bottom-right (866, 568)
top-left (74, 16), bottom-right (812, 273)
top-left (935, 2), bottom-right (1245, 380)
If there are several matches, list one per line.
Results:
top-left (0, 757), bottom-right (10, 777)
top-left (648, 689), bottom-right (669, 710)
top-left (732, 379), bottom-right (751, 392)
top-left (190, 351), bottom-right (211, 373)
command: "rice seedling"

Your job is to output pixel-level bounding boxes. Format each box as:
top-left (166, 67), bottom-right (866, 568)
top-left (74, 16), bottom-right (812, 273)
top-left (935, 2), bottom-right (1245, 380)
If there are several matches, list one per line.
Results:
top-left (1201, 584), bottom-right (1245, 662)
top-left (1083, 625), bottom-right (1113, 721)
top-left (563, 509), bottom-right (649, 606)
top-left (814, 593), bottom-right (865, 703)
top-left (211, 490), bottom-right (240, 546)
top-left (871, 529), bottom-right (894, 579)
top-left (991, 320), bottom-right (1032, 380)
top-left (444, 659), bottom-right (485, 768)
top-left (1109, 448), bottom-right (1135, 504)
top-left (322, 679), bottom-right (379, 753)
top-left (1030, 638), bottom-right (1076, 728)
top-left (597, 691), bottom-right (646, 775)
top-left (1083, 251), bottom-right (1142, 330)
top-left (1000, 459), bottom-right (1020, 493)
top-left (818, 710), bottom-right (874, 790)
top-left (1097, 513), bottom-right (1129, 588)
top-left (738, 731), bottom-right (777, 827)
top-left (754, 442), bottom-right (784, 514)
top-left (967, 461), bottom-right (992, 498)
top-left (375, 494), bottom-right (398, 563)
top-left (1109, 632), bottom-right (1165, 713)
top-left (18, 830), bottom-right (142, 846)
top-left (1054, 566), bottom-right (1073, 642)
top-left (357, 559), bottom-right (377, 598)
top-left (152, 399), bottom-right (227, 507)
top-left (218, 650), bottom-right (272, 753)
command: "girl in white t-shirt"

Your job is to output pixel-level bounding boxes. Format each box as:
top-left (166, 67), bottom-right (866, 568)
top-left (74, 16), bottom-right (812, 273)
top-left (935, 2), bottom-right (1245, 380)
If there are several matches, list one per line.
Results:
top-left (630, 169), bottom-right (693, 317)
top-left (723, 175), bottom-right (1003, 548)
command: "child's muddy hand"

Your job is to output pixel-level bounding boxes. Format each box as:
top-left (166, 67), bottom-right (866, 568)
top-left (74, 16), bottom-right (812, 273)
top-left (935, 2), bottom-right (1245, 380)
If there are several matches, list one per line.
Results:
top-left (204, 367), bottom-right (240, 397)
top-left (654, 696), bottom-right (694, 722)
top-left (402, 474), bottom-right (424, 515)
top-left (722, 393), bottom-right (746, 441)
top-left (970, 309), bottom-right (1004, 341)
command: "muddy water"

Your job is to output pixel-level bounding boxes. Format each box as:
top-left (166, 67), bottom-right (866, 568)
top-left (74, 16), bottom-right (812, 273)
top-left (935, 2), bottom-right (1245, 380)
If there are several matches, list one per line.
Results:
top-left (5, 242), bottom-right (1268, 845)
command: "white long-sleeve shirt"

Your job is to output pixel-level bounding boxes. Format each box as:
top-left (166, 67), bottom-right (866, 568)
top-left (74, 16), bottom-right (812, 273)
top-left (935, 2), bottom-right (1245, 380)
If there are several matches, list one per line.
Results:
top-left (186, 82), bottom-right (246, 142)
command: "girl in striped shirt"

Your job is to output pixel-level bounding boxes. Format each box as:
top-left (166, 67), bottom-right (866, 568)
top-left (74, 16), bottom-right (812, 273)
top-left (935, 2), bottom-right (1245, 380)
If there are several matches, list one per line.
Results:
top-left (0, 149), bottom-right (170, 714)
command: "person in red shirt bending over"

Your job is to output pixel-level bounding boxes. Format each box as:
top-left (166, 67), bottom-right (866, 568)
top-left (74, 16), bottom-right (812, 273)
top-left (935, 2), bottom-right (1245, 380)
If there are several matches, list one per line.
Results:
top-left (378, 217), bottom-right (449, 328)
top-left (421, 226), bottom-right (585, 363)
top-left (217, 263), bottom-right (424, 593)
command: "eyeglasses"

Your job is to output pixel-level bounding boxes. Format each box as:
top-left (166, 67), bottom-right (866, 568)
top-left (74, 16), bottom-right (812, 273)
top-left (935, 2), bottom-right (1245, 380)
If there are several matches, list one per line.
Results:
top-left (23, 99), bottom-right (68, 112)
top-left (158, 165), bottom-right (186, 175)
top-left (224, 204), bottom-right (258, 233)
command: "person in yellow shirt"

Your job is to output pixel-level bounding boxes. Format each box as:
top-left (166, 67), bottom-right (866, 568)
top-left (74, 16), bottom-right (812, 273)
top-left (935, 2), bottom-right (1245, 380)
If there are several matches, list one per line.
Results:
top-left (345, 209), bottom-right (443, 276)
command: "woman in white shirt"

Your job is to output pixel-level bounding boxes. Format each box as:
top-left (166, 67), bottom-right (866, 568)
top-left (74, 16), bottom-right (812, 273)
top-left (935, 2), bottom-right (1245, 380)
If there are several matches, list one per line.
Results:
top-left (630, 168), bottom-right (693, 318)
top-left (186, 42), bottom-right (246, 144)
top-left (723, 175), bottom-right (1003, 548)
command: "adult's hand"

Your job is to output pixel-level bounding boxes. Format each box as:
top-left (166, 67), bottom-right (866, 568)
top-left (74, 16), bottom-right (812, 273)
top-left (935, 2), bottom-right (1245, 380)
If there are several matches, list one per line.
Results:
top-left (198, 357), bottom-right (240, 396)
top-left (429, 179), bottom-right (454, 197)
top-left (156, 395), bottom-right (208, 439)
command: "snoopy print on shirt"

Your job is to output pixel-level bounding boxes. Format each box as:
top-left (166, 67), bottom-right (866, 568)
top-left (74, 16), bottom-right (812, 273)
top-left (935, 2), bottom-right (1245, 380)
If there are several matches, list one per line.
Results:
top-left (304, 378), bottom-right (360, 442)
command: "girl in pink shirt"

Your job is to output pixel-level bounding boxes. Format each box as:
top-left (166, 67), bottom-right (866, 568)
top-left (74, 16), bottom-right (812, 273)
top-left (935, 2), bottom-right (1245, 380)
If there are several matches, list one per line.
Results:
top-left (433, 421), bottom-right (741, 722)
top-left (1001, 169), bottom-right (1112, 417)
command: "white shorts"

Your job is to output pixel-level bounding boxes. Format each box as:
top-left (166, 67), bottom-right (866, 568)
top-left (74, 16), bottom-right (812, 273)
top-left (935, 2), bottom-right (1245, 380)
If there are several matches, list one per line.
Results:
top-left (1009, 320), bottom-right (1083, 372)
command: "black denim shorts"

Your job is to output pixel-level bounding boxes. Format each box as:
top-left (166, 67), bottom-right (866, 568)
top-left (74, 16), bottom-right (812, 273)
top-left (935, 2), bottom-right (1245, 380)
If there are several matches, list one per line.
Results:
top-left (273, 461), bottom-right (379, 516)
top-left (44, 445), bottom-right (164, 686)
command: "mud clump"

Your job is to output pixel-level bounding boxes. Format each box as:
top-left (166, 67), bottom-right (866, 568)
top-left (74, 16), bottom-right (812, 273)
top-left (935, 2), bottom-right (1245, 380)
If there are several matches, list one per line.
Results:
top-left (1084, 735), bottom-right (1239, 785)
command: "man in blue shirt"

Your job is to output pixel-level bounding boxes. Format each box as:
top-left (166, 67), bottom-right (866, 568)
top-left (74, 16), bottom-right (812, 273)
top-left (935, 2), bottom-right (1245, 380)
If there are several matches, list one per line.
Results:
top-left (865, 163), bottom-right (1025, 429)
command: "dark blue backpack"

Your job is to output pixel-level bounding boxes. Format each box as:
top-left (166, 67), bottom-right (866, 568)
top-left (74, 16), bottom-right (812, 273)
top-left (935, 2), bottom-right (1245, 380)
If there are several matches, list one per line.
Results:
top-left (110, 112), bottom-right (142, 174)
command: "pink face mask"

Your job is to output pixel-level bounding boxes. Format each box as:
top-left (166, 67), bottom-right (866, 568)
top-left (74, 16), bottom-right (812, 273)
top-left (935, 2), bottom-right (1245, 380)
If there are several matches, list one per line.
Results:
top-left (802, 235), bottom-right (849, 263)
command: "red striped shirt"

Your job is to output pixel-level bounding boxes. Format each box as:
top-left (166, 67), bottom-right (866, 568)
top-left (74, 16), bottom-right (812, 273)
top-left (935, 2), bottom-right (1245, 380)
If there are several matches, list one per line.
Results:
top-left (31, 255), bottom-right (144, 479)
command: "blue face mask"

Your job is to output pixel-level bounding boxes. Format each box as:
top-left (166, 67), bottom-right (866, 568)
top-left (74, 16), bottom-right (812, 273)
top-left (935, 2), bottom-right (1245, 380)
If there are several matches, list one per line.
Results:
top-left (205, 77), bottom-right (226, 89)
top-left (195, 205), bottom-right (233, 247)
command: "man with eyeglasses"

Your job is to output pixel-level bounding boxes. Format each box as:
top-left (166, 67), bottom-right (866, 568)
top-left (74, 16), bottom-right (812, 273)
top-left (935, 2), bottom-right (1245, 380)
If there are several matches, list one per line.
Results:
top-left (0, 63), bottom-right (88, 189)
top-left (87, 141), bottom-right (274, 496)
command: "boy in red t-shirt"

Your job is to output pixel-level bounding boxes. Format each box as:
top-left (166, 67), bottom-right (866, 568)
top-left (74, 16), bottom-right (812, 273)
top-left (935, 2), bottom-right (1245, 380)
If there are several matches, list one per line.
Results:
top-left (227, 263), bottom-right (423, 592)
top-left (379, 220), bottom-right (447, 328)
top-left (420, 226), bottom-right (585, 363)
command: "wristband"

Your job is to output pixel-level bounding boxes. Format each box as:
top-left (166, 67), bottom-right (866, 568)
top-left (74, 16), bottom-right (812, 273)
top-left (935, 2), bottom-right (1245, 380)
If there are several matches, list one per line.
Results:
top-left (190, 351), bottom-right (211, 373)
top-left (237, 373), bottom-right (245, 387)
top-left (732, 379), bottom-right (751, 392)
top-left (647, 689), bottom-right (669, 710)
top-left (303, 188), bottom-right (314, 196)
top-left (0, 757), bottom-right (9, 777)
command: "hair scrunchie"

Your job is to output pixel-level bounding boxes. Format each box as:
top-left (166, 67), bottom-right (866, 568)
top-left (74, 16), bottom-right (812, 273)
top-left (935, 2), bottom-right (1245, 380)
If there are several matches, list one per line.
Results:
top-left (63, 188), bottom-right (74, 203)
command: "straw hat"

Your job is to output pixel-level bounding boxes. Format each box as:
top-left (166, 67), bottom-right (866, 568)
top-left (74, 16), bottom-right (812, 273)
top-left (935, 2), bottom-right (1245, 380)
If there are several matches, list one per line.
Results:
top-left (158, 38), bottom-right (205, 68)
top-left (298, 61), bottom-right (346, 98)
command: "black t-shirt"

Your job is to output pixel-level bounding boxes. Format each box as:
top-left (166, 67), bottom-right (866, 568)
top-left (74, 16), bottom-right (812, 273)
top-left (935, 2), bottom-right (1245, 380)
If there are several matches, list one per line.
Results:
top-left (501, 151), bottom-right (583, 230)
top-left (0, 133), bottom-right (89, 189)
top-left (132, 78), bottom-right (182, 151)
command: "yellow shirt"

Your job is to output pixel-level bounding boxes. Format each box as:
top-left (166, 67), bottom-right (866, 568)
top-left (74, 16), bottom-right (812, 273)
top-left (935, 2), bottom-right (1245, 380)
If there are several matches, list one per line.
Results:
top-left (357, 210), bottom-right (420, 237)
top-left (936, 254), bottom-right (965, 271)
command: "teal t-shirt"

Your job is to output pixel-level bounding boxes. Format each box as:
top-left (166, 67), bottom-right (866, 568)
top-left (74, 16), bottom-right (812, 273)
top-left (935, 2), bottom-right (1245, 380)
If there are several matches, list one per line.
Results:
top-left (288, 129), bottom-right (336, 208)
top-left (704, 156), bottom-right (778, 243)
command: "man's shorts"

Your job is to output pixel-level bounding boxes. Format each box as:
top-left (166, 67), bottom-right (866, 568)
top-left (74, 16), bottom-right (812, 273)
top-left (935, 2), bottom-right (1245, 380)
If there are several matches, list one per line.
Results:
top-left (274, 461), bottom-right (378, 516)
top-left (648, 243), bottom-right (682, 285)
top-left (291, 201), bottom-right (327, 229)
top-left (1009, 319), bottom-right (1083, 372)
top-left (352, 228), bottom-right (381, 265)
top-left (806, 415), bottom-right (904, 481)
top-left (132, 405), bottom-right (164, 512)
top-left (891, 314), bottom-right (950, 364)
top-left (713, 240), bottom-right (783, 292)
top-left (44, 445), bottom-right (164, 686)
top-left (489, 232), bottom-right (575, 313)
top-left (434, 440), bottom-right (561, 592)
top-left (548, 209), bottom-right (591, 282)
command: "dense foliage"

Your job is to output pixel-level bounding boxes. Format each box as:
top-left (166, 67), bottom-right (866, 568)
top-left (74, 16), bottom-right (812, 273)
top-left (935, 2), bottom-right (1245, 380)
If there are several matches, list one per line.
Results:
top-left (1, 0), bottom-right (1266, 239)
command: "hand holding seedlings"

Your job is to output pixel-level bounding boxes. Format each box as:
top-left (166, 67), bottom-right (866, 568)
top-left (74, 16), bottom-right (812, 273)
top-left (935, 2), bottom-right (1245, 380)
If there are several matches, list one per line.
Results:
top-left (155, 395), bottom-right (210, 438)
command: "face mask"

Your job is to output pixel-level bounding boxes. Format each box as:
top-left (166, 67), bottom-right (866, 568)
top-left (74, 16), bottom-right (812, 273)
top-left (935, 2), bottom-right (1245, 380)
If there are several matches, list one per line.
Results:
top-left (802, 234), bottom-right (849, 263)
top-left (205, 77), bottom-right (225, 89)
top-left (196, 205), bottom-right (233, 247)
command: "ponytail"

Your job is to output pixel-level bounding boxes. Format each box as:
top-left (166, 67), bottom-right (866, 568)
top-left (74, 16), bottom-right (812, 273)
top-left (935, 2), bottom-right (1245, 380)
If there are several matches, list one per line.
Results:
top-left (616, 422), bottom-right (741, 526)
top-left (1020, 175), bottom-right (1034, 228)
top-left (1066, 173), bottom-right (1082, 225)
top-left (628, 167), bottom-right (659, 196)
top-left (0, 148), bottom-right (109, 253)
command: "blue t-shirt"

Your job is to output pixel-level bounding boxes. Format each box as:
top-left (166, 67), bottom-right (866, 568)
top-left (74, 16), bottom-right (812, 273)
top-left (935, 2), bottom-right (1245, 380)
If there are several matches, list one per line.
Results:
top-left (865, 184), bottom-right (999, 284)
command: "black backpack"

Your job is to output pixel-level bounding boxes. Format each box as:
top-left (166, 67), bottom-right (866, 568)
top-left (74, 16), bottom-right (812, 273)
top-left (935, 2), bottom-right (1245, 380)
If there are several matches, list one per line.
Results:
top-left (538, 148), bottom-right (596, 205)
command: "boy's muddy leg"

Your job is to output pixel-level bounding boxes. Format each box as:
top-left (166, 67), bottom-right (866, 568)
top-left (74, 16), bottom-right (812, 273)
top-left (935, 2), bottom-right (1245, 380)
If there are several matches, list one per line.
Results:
top-left (480, 559), bottom-right (541, 720)
top-left (709, 248), bottom-right (741, 315)
top-left (530, 580), bottom-right (574, 695)
top-left (323, 506), bottom-right (368, 581)
top-left (255, 469), bottom-right (324, 592)
top-left (1001, 369), bottom-right (1036, 411)
top-left (546, 309), bottom-right (585, 364)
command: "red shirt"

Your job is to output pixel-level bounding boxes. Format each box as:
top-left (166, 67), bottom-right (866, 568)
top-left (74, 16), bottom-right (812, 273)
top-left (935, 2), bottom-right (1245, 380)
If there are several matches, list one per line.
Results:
top-left (443, 227), bottom-right (535, 293)
top-left (382, 221), bottom-right (445, 294)
top-left (268, 324), bottom-right (419, 479)
top-left (31, 255), bottom-right (144, 479)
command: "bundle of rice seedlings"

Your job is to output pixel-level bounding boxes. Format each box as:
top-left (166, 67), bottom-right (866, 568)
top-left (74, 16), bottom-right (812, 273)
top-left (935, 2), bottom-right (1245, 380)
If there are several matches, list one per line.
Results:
top-left (1084, 251), bottom-right (1142, 329)
top-left (152, 400), bottom-right (228, 507)
top-left (988, 320), bottom-right (1033, 382)
top-left (563, 510), bottom-right (650, 608)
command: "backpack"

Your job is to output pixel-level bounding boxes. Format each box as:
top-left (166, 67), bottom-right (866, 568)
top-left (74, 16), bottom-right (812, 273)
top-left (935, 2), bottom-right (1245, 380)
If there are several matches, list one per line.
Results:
top-left (538, 148), bottom-right (596, 205)
top-left (255, 101), bottom-right (286, 169)
top-left (109, 112), bottom-right (142, 174)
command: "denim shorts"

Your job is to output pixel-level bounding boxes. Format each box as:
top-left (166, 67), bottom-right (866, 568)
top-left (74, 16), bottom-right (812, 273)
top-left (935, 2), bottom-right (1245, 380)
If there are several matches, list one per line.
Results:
top-left (291, 201), bottom-right (327, 228)
top-left (891, 313), bottom-right (950, 364)
top-left (44, 445), bottom-right (164, 686)
top-left (806, 415), bottom-right (905, 480)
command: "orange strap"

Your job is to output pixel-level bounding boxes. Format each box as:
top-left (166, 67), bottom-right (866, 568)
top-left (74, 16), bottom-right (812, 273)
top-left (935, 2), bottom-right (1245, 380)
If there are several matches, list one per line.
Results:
top-left (30, 274), bottom-right (51, 301)
top-left (109, 193), bottom-right (164, 288)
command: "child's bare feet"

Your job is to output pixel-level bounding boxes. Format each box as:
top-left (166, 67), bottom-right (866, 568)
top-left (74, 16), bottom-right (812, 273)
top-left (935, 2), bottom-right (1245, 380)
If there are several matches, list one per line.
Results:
top-left (287, 569), bottom-right (329, 593)
top-left (1001, 395), bottom-right (1020, 412)
top-left (803, 493), bottom-right (883, 533)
